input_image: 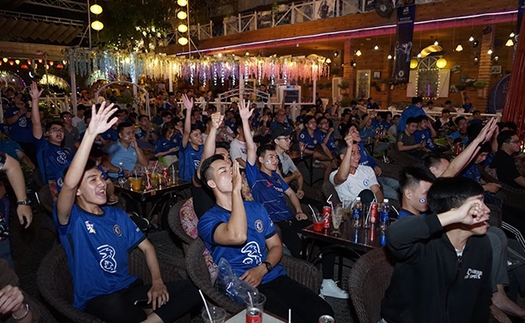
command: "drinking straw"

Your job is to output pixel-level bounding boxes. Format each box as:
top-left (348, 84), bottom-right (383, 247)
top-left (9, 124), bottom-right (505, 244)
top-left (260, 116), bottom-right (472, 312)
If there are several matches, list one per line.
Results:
top-left (288, 309), bottom-right (291, 323)
top-left (198, 290), bottom-right (213, 323)
top-left (153, 160), bottom-right (159, 172)
top-left (308, 204), bottom-right (318, 222)
top-left (325, 194), bottom-right (332, 204)
top-left (134, 170), bottom-right (138, 179)
top-left (247, 292), bottom-right (254, 308)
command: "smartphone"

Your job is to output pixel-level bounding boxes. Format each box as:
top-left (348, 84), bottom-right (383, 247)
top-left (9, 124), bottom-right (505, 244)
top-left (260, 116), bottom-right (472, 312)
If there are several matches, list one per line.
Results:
top-left (134, 299), bottom-right (151, 307)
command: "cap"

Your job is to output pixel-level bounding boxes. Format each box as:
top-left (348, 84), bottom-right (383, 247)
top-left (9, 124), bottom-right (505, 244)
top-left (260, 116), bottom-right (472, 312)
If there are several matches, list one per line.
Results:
top-left (271, 126), bottom-right (292, 140)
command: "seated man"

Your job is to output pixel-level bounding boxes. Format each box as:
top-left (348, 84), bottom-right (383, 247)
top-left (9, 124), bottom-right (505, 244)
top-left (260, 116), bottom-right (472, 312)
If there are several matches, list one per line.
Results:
top-left (330, 133), bottom-right (384, 204)
top-left (397, 165), bottom-right (436, 219)
top-left (413, 115), bottom-right (438, 152)
top-left (448, 116), bottom-right (469, 146)
top-left (298, 116), bottom-right (336, 180)
top-left (433, 108), bottom-right (454, 134)
top-left (103, 122), bottom-right (149, 178)
top-left (197, 156), bottom-right (334, 323)
top-left (397, 117), bottom-right (426, 159)
top-left (54, 103), bottom-right (200, 323)
top-left (135, 114), bottom-right (156, 150)
top-left (381, 177), bottom-right (493, 323)
top-left (272, 127), bottom-right (304, 199)
top-left (489, 130), bottom-right (525, 188)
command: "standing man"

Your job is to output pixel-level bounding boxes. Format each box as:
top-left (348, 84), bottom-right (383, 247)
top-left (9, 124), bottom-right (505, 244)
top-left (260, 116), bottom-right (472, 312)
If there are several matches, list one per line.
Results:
top-left (396, 97), bottom-right (426, 134)
top-left (72, 104), bottom-right (87, 134)
top-left (61, 111), bottom-right (80, 152)
top-left (179, 95), bottom-right (204, 181)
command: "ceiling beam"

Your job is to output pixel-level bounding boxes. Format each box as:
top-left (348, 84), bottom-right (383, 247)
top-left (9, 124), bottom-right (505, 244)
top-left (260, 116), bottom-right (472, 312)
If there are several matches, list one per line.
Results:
top-left (26, 0), bottom-right (87, 13)
top-left (0, 10), bottom-right (84, 27)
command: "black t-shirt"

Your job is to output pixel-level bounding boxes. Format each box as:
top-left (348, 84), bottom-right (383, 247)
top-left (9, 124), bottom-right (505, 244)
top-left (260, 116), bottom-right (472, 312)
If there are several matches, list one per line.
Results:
top-left (191, 172), bottom-right (216, 219)
top-left (490, 150), bottom-right (521, 188)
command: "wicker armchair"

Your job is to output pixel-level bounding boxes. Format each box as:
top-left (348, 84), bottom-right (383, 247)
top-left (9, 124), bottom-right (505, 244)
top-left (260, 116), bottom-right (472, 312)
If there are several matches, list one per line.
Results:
top-left (37, 244), bottom-right (190, 323)
top-left (348, 247), bottom-right (395, 323)
top-left (185, 237), bottom-right (322, 314)
top-left (168, 198), bottom-right (195, 253)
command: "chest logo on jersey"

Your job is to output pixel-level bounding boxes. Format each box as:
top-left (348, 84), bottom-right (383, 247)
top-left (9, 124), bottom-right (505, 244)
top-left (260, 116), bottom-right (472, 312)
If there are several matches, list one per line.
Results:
top-left (113, 224), bottom-right (122, 237)
top-left (97, 244), bottom-right (117, 273)
top-left (85, 221), bottom-right (96, 234)
top-left (254, 219), bottom-right (264, 233)
top-left (56, 150), bottom-right (69, 164)
top-left (241, 241), bottom-right (262, 265)
top-left (464, 268), bottom-right (483, 280)
top-left (363, 179), bottom-right (370, 186)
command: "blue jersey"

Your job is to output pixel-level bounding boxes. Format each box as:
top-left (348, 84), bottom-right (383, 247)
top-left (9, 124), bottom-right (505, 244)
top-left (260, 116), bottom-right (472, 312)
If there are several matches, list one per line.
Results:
top-left (5, 107), bottom-right (33, 143)
top-left (460, 163), bottom-right (482, 184)
top-left (319, 131), bottom-right (337, 151)
top-left (53, 204), bottom-right (145, 310)
top-left (105, 141), bottom-right (139, 178)
top-left (245, 161), bottom-right (292, 222)
top-left (448, 131), bottom-right (469, 145)
top-left (358, 142), bottom-right (378, 168)
top-left (398, 208), bottom-right (417, 220)
top-left (359, 126), bottom-right (376, 141)
top-left (371, 118), bottom-right (383, 131)
top-left (154, 136), bottom-right (179, 156)
top-left (298, 128), bottom-right (323, 151)
top-left (413, 128), bottom-right (436, 151)
top-left (0, 138), bottom-right (23, 161)
top-left (35, 136), bottom-right (74, 182)
top-left (397, 105), bottom-right (426, 133)
top-left (101, 128), bottom-right (119, 142)
top-left (178, 143), bottom-right (203, 181)
top-left (198, 201), bottom-right (286, 285)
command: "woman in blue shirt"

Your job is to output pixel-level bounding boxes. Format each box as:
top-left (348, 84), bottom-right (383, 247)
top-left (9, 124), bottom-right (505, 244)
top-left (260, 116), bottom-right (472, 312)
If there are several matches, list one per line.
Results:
top-left (154, 122), bottom-right (180, 167)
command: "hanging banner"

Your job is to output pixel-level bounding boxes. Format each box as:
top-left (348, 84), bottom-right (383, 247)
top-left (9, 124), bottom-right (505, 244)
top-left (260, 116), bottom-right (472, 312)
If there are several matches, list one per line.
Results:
top-left (517, 0), bottom-right (525, 35)
top-left (393, 5), bottom-right (416, 84)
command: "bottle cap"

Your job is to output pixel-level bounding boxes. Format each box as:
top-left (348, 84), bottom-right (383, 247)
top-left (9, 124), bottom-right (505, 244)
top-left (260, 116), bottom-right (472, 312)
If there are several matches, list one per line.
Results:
top-left (384, 198), bottom-right (389, 203)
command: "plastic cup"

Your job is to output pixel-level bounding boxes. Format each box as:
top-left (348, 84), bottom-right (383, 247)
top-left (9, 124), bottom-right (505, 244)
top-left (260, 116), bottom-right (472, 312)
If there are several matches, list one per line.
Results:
top-left (129, 177), bottom-right (142, 191)
top-left (242, 292), bottom-right (266, 321)
top-left (313, 216), bottom-right (324, 232)
top-left (201, 306), bottom-right (226, 323)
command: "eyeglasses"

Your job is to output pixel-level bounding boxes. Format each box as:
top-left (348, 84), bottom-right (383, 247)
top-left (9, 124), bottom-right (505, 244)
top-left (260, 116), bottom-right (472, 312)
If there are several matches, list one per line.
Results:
top-left (508, 140), bottom-right (520, 144)
top-left (50, 128), bottom-right (64, 133)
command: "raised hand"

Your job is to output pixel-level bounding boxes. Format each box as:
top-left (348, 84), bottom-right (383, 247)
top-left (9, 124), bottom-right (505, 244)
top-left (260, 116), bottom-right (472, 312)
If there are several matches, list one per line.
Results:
top-left (29, 81), bottom-right (43, 100)
top-left (232, 160), bottom-right (242, 193)
top-left (211, 112), bottom-right (224, 130)
top-left (344, 132), bottom-right (354, 147)
top-left (86, 102), bottom-right (118, 136)
top-left (239, 99), bottom-right (253, 120)
top-left (454, 199), bottom-right (490, 226)
top-left (181, 94), bottom-right (193, 111)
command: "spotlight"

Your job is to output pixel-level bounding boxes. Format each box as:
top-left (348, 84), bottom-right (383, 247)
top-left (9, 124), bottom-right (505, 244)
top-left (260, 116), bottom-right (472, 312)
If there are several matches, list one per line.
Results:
top-left (177, 24), bottom-right (188, 33)
top-left (334, 51), bottom-right (339, 57)
top-left (506, 38), bottom-right (514, 47)
top-left (177, 0), bottom-right (188, 6)
top-left (510, 31), bottom-right (515, 38)
top-left (355, 49), bottom-right (362, 56)
top-left (469, 35), bottom-right (474, 42)
top-left (374, 44), bottom-right (379, 50)
top-left (351, 60), bottom-right (357, 68)
top-left (434, 40), bottom-right (439, 46)
top-left (178, 37), bottom-right (188, 46)
top-left (90, 4), bottom-right (103, 14)
top-left (487, 48), bottom-right (493, 55)
top-left (387, 54), bottom-right (392, 60)
top-left (455, 44), bottom-right (463, 52)
top-left (177, 11), bottom-right (187, 20)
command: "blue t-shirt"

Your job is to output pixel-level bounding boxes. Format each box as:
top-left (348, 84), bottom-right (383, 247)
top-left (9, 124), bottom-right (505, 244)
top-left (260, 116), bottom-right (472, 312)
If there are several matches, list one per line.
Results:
top-left (179, 143), bottom-right (203, 181)
top-left (35, 136), bottom-right (74, 182)
top-left (397, 105), bottom-right (426, 133)
top-left (154, 136), bottom-right (179, 156)
top-left (298, 128), bottom-right (323, 151)
top-left (198, 201), bottom-right (286, 285)
top-left (0, 138), bottom-right (23, 161)
top-left (448, 131), bottom-right (469, 145)
top-left (397, 208), bottom-right (417, 219)
top-left (245, 161), bottom-right (292, 222)
top-left (468, 119), bottom-right (483, 126)
top-left (319, 131), bottom-right (337, 151)
top-left (460, 163), bottom-right (482, 184)
top-left (101, 128), bottom-right (119, 142)
top-left (358, 142), bottom-right (378, 168)
top-left (359, 126), bottom-right (376, 141)
top-left (413, 128), bottom-right (436, 151)
top-left (381, 120), bottom-right (393, 131)
top-left (105, 141), bottom-right (139, 178)
top-left (5, 107), bottom-right (33, 143)
top-left (463, 103), bottom-right (473, 113)
top-left (370, 118), bottom-right (383, 131)
top-left (53, 204), bottom-right (145, 310)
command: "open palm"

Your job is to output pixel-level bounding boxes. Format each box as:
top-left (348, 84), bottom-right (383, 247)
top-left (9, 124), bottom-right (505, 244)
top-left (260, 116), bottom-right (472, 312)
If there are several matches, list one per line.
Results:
top-left (87, 102), bottom-right (118, 136)
top-left (239, 99), bottom-right (252, 120)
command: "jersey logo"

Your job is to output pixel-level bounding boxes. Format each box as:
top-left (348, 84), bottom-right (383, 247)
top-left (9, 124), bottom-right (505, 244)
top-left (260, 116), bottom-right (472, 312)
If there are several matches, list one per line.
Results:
top-left (97, 245), bottom-right (117, 273)
top-left (113, 224), bottom-right (122, 237)
top-left (85, 221), bottom-right (96, 234)
top-left (266, 180), bottom-right (272, 188)
top-left (363, 179), bottom-right (370, 186)
top-left (56, 150), bottom-right (69, 164)
top-left (464, 268), bottom-right (483, 280)
top-left (254, 220), bottom-right (264, 233)
top-left (241, 241), bottom-right (262, 265)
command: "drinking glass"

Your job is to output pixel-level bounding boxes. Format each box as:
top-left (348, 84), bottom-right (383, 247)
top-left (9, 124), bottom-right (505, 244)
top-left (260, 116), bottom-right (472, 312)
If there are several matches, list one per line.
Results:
top-left (201, 306), bottom-right (226, 323)
top-left (332, 205), bottom-right (343, 237)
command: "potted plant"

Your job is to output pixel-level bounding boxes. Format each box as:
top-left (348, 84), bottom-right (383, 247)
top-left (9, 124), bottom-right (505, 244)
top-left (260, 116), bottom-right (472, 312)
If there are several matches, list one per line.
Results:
top-left (473, 80), bottom-right (487, 98)
top-left (337, 80), bottom-right (350, 96)
top-left (340, 97), bottom-right (352, 108)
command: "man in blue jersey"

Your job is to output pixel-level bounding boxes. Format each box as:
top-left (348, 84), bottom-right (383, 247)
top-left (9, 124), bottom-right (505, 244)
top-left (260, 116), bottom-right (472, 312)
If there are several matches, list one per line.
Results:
top-left (135, 115), bottom-right (156, 150)
top-left (413, 115), bottom-right (438, 152)
top-left (298, 115), bottom-right (336, 180)
top-left (4, 91), bottom-right (36, 163)
top-left (448, 116), bottom-right (469, 146)
top-left (241, 103), bottom-right (348, 299)
top-left (396, 96), bottom-right (427, 134)
top-left (54, 102), bottom-right (200, 323)
top-left (30, 82), bottom-right (74, 184)
top-left (179, 94), bottom-right (204, 181)
top-left (198, 156), bottom-right (334, 323)
top-left (397, 166), bottom-right (435, 219)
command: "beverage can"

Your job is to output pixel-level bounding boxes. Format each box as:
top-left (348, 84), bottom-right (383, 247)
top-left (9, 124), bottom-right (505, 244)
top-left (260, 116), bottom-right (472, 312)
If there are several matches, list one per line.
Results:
top-left (318, 315), bottom-right (335, 323)
top-left (370, 202), bottom-right (378, 224)
top-left (246, 307), bottom-right (262, 323)
top-left (322, 206), bottom-right (331, 229)
top-left (162, 167), bottom-right (169, 185)
top-left (145, 171), bottom-right (152, 190)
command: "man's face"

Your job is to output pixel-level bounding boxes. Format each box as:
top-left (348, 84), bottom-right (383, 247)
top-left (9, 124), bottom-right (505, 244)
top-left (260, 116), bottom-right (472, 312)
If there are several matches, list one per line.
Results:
top-left (77, 168), bottom-right (107, 205)
top-left (259, 150), bottom-right (279, 172)
top-left (47, 124), bottom-right (65, 144)
top-left (216, 147), bottom-right (231, 162)
top-left (350, 144), bottom-right (361, 168)
top-left (119, 126), bottom-right (135, 144)
top-left (458, 119), bottom-right (468, 132)
top-left (140, 116), bottom-right (150, 127)
top-left (207, 159), bottom-right (233, 193)
top-left (274, 135), bottom-right (291, 151)
top-left (62, 114), bottom-right (72, 125)
top-left (276, 111), bottom-right (286, 123)
top-left (405, 180), bottom-right (433, 213)
top-left (307, 118), bottom-right (317, 131)
top-left (393, 117), bottom-right (400, 125)
top-left (318, 118), bottom-right (330, 131)
top-left (189, 129), bottom-right (203, 146)
top-left (475, 152), bottom-right (489, 164)
top-left (349, 126), bottom-right (361, 142)
top-left (505, 135), bottom-right (521, 154)
top-left (162, 115), bottom-right (172, 124)
top-left (420, 120), bottom-right (428, 129)
top-left (442, 112), bottom-right (450, 119)
top-left (407, 122), bottom-right (417, 134)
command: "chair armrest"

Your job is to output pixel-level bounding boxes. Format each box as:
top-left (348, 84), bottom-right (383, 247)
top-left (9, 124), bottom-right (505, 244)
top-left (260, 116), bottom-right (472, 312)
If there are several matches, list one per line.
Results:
top-left (281, 255), bottom-right (321, 293)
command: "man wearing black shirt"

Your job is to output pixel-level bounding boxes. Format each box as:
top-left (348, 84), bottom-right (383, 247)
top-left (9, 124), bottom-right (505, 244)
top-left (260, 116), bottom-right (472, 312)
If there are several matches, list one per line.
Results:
top-left (489, 131), bottom-right (525, 189)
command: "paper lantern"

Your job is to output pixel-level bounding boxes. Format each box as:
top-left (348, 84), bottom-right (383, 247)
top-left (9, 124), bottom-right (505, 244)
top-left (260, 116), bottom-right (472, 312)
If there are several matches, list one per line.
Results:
top-left (436, 58), bottom-right (447, 69)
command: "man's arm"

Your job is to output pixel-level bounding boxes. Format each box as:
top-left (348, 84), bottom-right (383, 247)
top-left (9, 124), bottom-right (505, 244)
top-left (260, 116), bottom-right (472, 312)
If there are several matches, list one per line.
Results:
top-left (284, 187), bottom-right (307, 220)
top-left (3, 154), bottom-right (32, 228)
top-left (332, 133), bottom-right (354, 185)
top-left (56, 103), bottom-right (117, 225)
top-left (213, 161), bottom-right (247, 245)
top-left (196, 112), bottom-right (222, 178)
top-left (16, 151), bottom-right (35, 170)
top-left (370, 184), bottom-right (384, 203)
top-left (239, 233), bottom-right (283, 287)
top-left (137, 238), bottom-right (169, 310)
top-left (239, 100), bottom-right (256, 165)
top-left (29, 82), bottom-right (44, 140)
top-left (130, 138), bottom-right (148, 166)
top-left (397, 139), bottom-right (424, 152)
top-left (181, 94), bottom-right (193, 149)
top-left (514, 176), bottom-right (525, 188)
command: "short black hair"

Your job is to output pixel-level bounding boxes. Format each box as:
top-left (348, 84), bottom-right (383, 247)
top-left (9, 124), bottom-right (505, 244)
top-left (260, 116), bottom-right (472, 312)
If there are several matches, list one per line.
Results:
top-left (422, 153), bottom-right (447, 170)
top-left (428, 177), bottom-right (483, 214)
top-left (161, 110), bottom-right (173, 118)
top-left (138, 114), bottom-right (149, 121)
top-left (478, 142), bottom-right (492, 154)
top-left (393, 114), bottom-right (401, 120)
top-left (406, 117), bottom-right (417, 125)
top-left (47, 120), bottom-right (64, 130)
top-left (412, 97), bottom-right (423, 105)
top-left (200, 154), bottom-right (227, 189)
top-left (117, 122), bottom-right (133, 134)
top-left (60, 111), bottom-right (72, 119)
top-left (399, 166), bottom-right (436, 193)
top-left (256, 144), bottom-right (276, 158)
top-left (467, 123), bottom-right (483, 141)
top-left (454, 116), bottom-right (466, 126)
top-left (216, 141), bottom-right (230, 152)
top-left (414, 115), bottom-right (428, 123)
top-left (445, 100), bottom-right (452, 105)
top-left (497, 130), bottom-right (516, 148)
top-left (77, 104), bottom-right (87, 111)
top-left (303, 115), bottom-right (315, 126)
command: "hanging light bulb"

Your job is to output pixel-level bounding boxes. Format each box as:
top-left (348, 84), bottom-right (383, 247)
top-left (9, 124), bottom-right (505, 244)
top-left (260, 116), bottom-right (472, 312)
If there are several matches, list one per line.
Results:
top-left (487, 48), bottom-right (493, 55)
top-left (469, 35), bottom-right (474, 42)
top-left (178, 37), bottom-right (188, 46)
top-left (374, 44), bottom-right (379, 50)
top-left (177, 24), bottom-right (188, 33)
top-left (417, 53), bottom-right (422, 58)
top-left (90, 4), bottom-right (103, 14)
top-left (387, 54), bottom-right (393, 60)
top-left (245, 51), bottom-right (249, 56)
top-left (355, 49), bottom-right (362, 56)
top-left (506, 38), bottom-right (514, 47)
top-left (455, 43), bottom-right (463, 52)
top-left (177, 0), bottom-right (188, 6)
top-left (434, 40), bottom-right (439, 46)
top-left (177, 11), bottom-right (187, 20)
top-left (325, 58), bottom-right (331, 64)
top-left (91, 20), bottom-right (104, 31)
top-left (49, 60), bottom-right (54, 66)
top-left (510, 31), bottom-right (515, 38)
top-left (2, 58), bottom-right (7, 63)
top-left (493, 55), bottom-right (499, 62)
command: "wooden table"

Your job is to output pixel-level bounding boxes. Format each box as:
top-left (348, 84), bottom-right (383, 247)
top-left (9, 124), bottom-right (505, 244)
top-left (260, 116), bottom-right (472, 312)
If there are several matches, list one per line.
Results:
top-left (226, 309), bottom-right (287, 323)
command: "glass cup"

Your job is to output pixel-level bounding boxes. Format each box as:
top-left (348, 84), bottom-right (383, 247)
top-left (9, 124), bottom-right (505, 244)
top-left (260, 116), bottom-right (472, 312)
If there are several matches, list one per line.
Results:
top-left (129, 177), bottom-right (142, 191)
top-left (332, 204), bottom-right (343, 237)
top-left (313, 213), bottom-right (324, 232)
top-left (242, 292), bottom-right (266, 321)
top-left (201, 306), bottom-right (226, 323)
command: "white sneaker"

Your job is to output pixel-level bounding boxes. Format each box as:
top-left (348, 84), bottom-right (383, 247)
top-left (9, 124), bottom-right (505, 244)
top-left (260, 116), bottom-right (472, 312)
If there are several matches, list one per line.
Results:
top-left (320, 279), bottom-right (349, 299)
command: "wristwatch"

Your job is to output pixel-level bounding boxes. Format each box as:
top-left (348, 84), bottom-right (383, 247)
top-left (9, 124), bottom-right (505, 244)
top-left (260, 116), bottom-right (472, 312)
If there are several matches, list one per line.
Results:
top-left (17, 199), bottom-right (31, 205)
top-left (263, 261), bottom-right (273, 272)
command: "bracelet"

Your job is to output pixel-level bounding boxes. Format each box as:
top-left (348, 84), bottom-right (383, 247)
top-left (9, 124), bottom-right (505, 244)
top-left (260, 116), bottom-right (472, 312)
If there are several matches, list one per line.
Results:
top-left (12, 303), bottom-right (29, 321)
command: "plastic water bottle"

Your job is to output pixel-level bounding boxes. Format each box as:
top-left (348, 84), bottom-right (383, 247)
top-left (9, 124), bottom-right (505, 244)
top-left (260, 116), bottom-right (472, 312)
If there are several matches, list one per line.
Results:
top-left (380, 198), bottom-right (390, 231)
top-left (352, 197), bottom-right (362, 228)
top-left (118, 162), bottom-right (126, 185)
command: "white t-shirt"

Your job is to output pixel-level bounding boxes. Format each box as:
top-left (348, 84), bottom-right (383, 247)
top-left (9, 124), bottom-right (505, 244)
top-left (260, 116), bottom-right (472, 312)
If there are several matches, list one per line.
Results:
top-left (230, 138), bottom-right (247, 168)
top-left (329, 165), bottom-right (379, 203)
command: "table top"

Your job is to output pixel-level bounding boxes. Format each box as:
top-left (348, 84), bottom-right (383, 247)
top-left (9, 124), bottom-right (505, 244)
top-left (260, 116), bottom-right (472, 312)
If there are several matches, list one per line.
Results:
top-left (226, 309), bottom-right (286, 323)
top-left (302, 219), bottom-right (386, 253)
top-left (114, 179), bottom-right (191, 199)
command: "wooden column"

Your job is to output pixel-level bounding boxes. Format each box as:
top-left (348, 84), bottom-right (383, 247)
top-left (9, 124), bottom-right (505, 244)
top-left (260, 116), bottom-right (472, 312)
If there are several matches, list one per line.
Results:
top-left (343, 39), bottom-right (355, 98)
top-left (477, 27), bottom-right (494, 112)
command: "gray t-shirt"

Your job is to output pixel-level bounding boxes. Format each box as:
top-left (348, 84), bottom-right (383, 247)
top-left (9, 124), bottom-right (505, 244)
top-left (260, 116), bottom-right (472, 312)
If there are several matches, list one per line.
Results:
top-left (276, 150), bottom-right (297, 176)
